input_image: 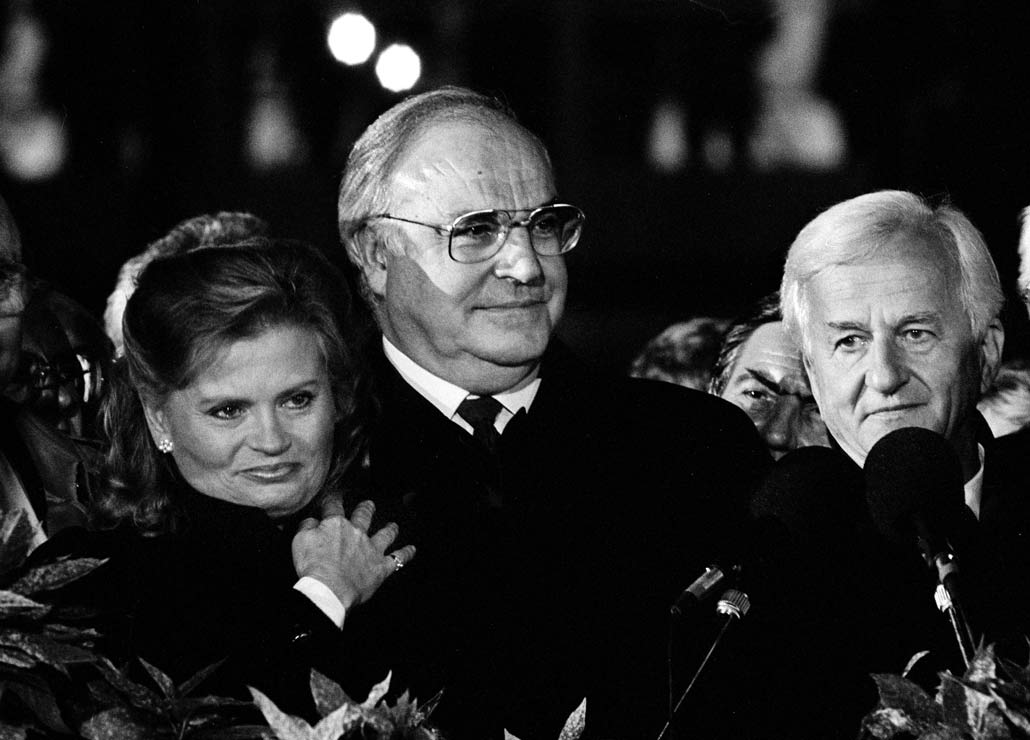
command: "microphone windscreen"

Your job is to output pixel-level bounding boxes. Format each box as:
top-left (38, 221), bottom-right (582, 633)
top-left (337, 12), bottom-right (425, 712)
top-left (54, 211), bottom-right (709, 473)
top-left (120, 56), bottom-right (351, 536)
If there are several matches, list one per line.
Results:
top-left (750, 445), bottom-right (861, 544)
top-left (863, 427), bottom-right (966, 546)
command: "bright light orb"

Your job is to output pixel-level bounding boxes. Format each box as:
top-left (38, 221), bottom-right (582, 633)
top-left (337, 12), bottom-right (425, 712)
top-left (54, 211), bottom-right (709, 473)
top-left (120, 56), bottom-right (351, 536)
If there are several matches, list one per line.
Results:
top-left (327, 13), bottom-right (376, 65)
top-left (375, 44), bottom-right (421, 92)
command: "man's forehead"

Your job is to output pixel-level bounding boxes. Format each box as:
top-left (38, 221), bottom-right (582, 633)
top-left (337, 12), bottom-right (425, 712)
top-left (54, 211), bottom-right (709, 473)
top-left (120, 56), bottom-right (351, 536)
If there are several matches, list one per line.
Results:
top-left (731, 323), bottom-right (808, 387)
top-left (808, 250), bottom-right (960, 322)
top-left (388, 119), bottom-right (554, 213)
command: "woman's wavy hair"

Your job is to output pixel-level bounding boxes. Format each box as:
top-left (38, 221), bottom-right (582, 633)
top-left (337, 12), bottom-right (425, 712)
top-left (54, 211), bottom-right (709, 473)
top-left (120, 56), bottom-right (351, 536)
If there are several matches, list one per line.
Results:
top-left (93, 238), bottom-right (371, 534)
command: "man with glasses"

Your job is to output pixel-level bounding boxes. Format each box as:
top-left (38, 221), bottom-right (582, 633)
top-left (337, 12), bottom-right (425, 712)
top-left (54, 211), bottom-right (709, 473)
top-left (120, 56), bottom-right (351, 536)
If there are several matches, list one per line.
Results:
top-left (336, 87), bottom-right (768, 738)
top-left (0, 194), bottom-right (96, 545)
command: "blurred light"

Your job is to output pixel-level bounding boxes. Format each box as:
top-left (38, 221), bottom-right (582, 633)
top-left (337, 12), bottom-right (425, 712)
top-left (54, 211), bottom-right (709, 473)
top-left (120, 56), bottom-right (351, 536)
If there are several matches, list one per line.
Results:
top-left (375, 44), bottom-right (421, 92)
top-left (327, 13), bottom-right (376, 65)
top-left (0, 113), bottom-right (67, 181)
top-left (646, 99), bottom-right (688, 173)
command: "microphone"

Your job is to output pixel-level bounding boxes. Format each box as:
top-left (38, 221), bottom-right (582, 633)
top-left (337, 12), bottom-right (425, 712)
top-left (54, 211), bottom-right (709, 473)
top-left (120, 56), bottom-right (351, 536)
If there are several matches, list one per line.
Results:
top-left (669, 564), bottom-right (740, 617)
top-left (864, 427), bottom-right (979, 666)
top-left (661, 445), bottom-right (860, 740)
top-left (670, 445), bottom-right (861, 617)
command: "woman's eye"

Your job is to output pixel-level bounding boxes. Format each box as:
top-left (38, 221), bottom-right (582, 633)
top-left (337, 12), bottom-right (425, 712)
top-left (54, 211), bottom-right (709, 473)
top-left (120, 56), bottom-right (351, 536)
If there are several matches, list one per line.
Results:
top-left (209, 404), bottom-right (244, 420)
top-left (284, 392), bottom-right (314, 410)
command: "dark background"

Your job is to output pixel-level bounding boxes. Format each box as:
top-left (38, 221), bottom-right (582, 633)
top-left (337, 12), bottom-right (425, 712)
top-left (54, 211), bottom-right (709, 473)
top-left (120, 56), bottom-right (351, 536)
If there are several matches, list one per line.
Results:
top-left (3, 0), bottom-right (1029, 371)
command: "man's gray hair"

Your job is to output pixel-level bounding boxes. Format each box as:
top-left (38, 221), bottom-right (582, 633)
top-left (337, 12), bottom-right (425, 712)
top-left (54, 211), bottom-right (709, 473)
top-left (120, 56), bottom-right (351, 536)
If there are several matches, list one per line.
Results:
top-left (336, 86), bottom-right (552, 304)
top-left (780, 190), bottom-right (1003, 354)
top-left (1018, 206), bottom-right (1030, 310)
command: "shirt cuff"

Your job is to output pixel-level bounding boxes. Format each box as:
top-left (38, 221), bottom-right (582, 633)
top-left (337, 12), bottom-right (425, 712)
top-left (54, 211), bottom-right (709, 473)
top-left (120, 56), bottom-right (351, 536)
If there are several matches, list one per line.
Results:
top-left (294, 577), bottom-right (347, 628)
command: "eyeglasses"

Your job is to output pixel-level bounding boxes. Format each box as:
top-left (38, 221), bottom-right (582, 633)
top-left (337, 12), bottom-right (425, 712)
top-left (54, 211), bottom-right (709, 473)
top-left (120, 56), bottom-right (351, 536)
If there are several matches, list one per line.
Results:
top-left (369, 204), bottom-right (585, 264)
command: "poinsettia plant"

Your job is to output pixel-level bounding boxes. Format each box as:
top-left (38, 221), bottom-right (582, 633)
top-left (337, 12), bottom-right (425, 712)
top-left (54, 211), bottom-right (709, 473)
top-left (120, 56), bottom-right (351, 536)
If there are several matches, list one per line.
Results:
top-left (861, 645), bottom-right (1030, 739)
top-left (0, 510), bottom-right (106, 737)
top-left (249, 670), bottom-right (443, 740)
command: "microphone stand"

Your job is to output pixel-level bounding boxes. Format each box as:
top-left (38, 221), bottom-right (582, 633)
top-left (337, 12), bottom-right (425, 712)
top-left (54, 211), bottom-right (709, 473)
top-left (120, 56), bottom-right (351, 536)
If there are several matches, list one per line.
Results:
top-left (656, 589), bottom-right (750, 740)
top-left (929, 550), bottom-right (977, 668)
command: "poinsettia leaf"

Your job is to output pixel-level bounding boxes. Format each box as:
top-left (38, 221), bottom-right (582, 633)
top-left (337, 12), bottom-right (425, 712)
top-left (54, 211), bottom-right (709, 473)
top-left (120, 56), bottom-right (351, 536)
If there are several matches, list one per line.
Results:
top-left (138, 656), bottom-right (177, 699)
top-left (0, 630), bottom-right (97, 673)
top-left (80, 706), bottom-right (156, 740)
top-left (176, 695), bottom-right (255, 714)
top-left (916, 727), bottom-right (968, 740)
top-left (310, 700), bottom-right (363, 740)
top-left (903, 650), bottom-right (932, 678)
top-left (309, 668), bottom-right (353, 717)
top-left (0, 645), bottom-right (37, 669)
top-left (990, 679), bottom-right (1030, 714)
top-left (0, 511), bottom-right (37, 578)
top-left (965, 645), bottom-right (998, 685)
top-left (383, 690), bottom-right (415, 725)
top-left (178, 658), bottom-right (227, 697)
top-left (989, 686), bottom-right (1030, 734)
top-left (8, 557), bottom-right (107, 595)
top-left (43, 622), bottom-right (101, 642)
top-left (0, 720), bottom-right (27, 740)
top-left (558, 697), bottom-right (587, 740)
top-left (0, 591), bottom-right (50, 620)
top-left (939, 672), bottom-right (973, 730)
top-left (939, 672), bottom-right (1008, 737)
top-left (361, 670), bottom-right (392, 709)
top-left (87, 677), bottom-right (130, 710)
top-left (5, 677), bottom-right (72, 733)
top-left (93, 657), bottom-right (163, 712)
top-left (413, 688), bottom-right (444, 724)
top-left (872, 673), bottom-right (942, 724)
top-left (189, 725), bottom-right (278, 739)
top-left (859, 707), bottom-right (917, 739)
top-left (248, 686), bottom-right (314, 740)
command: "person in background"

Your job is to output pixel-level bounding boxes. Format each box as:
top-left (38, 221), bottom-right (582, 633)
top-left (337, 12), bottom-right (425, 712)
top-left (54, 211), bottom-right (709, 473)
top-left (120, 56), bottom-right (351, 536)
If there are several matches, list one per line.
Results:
top-left (1, 193), bottom-right (96, 542)
top-left (709, 292), bottom-right (828, 458)
top-left (5, 286), bottom-right (113, 439)
top-left (977, 359), bottom-right (1030, 438)
top-left (103, 212), bottom-right (269, 357)
top-left (39, 239), bottom-right (414, 717)
top-left (628, 316), bottom-right (730, 390)
top-left (336, 85), bottom-right (768, 738)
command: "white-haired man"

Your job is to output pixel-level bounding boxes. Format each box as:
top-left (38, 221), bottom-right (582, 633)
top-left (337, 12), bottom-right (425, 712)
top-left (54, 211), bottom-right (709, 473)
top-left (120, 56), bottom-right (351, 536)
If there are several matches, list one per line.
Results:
top-left (336, 86), bottom-right (769, 739)
top-left (736, 191), bottom-right (1030, 739)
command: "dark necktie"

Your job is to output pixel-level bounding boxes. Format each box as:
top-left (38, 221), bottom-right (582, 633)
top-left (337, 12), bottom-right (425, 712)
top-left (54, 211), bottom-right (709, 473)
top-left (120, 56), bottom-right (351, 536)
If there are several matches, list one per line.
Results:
top-left (456, 396), bottom-right (503, 454)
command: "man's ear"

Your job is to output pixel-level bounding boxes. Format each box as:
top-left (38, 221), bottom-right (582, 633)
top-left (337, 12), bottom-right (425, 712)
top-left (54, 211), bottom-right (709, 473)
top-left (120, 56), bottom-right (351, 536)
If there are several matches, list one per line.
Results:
top-left (978, 317), bottom-right (1005, 395)
top-left (345, 231), bottom-right (390, 298)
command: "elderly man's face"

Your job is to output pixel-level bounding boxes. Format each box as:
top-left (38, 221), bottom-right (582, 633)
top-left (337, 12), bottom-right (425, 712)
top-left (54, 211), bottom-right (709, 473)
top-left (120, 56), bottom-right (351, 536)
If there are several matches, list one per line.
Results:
top-left (368, 119), bottom-right (567, 392)
top-left (802, 234), bottom-right (1002, 468)
top-left (720, 321), bottom-right (828, 459)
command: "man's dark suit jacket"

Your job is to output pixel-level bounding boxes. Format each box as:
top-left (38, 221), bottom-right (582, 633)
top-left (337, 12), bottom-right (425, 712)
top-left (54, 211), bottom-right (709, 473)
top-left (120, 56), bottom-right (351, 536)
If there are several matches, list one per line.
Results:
top-left (339, 343), bottom-right (769, 739)
top-left (0, 399), bottom-right (97, 534)
top-left (730, 424), bottom-right (1030, 740)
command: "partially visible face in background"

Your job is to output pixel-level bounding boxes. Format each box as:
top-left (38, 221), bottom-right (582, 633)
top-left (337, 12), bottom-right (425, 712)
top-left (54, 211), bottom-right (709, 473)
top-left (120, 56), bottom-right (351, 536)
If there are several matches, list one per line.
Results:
top-left (719, 321), bottom-right (829, 459)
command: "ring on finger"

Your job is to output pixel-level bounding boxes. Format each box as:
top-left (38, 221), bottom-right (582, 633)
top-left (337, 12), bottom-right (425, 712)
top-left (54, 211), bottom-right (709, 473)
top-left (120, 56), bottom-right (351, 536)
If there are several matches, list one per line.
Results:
top-left (388, 553), bottom-right (405, 572)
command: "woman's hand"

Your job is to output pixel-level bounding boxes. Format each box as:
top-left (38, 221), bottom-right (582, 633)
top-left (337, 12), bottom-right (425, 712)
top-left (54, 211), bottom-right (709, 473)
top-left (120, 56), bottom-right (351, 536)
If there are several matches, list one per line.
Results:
top-left (292, 498), bottom-right (415, 610)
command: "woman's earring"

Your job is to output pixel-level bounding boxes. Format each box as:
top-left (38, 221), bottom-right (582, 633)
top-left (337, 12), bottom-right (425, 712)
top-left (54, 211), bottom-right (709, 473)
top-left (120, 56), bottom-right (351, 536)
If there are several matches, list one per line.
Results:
top-left (157, 439), bottom-right (174, 454)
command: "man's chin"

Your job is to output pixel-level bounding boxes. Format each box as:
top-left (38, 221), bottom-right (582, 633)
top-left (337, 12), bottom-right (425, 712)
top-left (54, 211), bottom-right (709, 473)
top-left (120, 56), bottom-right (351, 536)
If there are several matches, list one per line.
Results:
top-left (466, 327), bottom-right (551, 367)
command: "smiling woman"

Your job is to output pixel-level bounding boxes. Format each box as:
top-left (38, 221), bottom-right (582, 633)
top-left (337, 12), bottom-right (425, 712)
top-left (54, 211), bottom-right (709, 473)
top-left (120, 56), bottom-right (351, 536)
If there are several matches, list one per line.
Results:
top-left (34, 238), bottom-right (414, 719)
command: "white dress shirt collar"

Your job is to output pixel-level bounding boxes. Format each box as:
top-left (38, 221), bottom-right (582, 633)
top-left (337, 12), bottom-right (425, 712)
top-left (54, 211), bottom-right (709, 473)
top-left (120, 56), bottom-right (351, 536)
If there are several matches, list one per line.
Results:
top-left (382, 337), bottom-right (541, 433)
top-left (964, 443), bottom-right (985, 519)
